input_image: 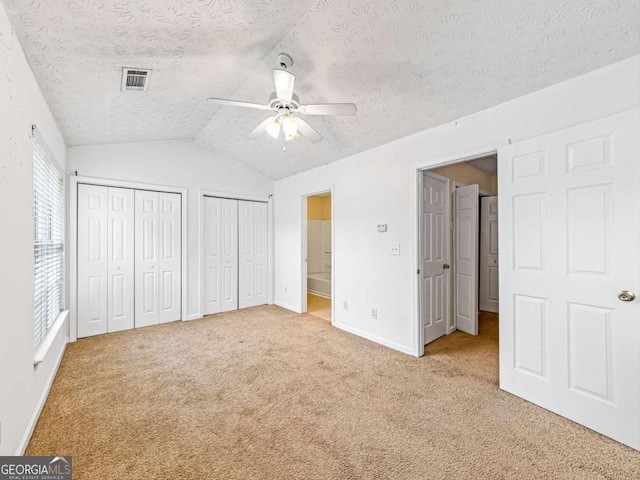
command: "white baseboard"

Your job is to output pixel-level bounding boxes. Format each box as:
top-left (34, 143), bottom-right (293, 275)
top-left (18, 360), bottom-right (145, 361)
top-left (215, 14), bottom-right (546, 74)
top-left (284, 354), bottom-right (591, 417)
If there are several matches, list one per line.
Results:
top-left (333, 322), bottom-right (415, 356)
top-left (185, 314), bottom-right (202, 321)
top-left (17, 336), bottom-right (69, 455)
top-left (274, 300), bottom-right (301, 313)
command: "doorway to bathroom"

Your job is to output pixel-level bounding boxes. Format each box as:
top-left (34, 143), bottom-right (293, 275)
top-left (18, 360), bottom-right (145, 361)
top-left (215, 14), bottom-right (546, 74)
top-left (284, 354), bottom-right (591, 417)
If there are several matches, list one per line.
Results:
top-left (302, 191), bottom-right (332, 322)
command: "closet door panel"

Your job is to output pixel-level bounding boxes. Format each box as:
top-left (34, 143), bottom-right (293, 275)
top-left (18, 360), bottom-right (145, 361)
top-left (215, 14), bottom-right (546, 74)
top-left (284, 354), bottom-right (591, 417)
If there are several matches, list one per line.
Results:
top-left (203, 197), bottom-right (222, 315)
top-left (135, 190), bottom-right (159, 328)
top-left (158, 192), bottom-right (181, 323)
top-left (238, 201), bottom-right (268, 309)
top-left (77, 184), bottom-right (108, 338)
top-left (107, 187), bottom-right (134, 332)
top-left (220, 199), bottom-right (238, 312)
top-left (204, 197), bottom-right (238, 314)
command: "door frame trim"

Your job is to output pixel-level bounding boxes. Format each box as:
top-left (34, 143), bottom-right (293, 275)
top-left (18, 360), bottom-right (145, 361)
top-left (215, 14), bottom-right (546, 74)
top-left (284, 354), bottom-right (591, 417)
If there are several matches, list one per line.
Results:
top-left (69, 175), bottom-right (188, 342)
top-left (199, 190), bottom-right (274, 318)
top-left (414, 143), bottom-right (507, 356)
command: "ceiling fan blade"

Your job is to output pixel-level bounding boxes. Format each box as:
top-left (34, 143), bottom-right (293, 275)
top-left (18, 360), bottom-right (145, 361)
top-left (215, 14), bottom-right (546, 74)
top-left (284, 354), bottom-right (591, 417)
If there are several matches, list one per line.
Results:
top-left (273, 69), bottom-right (295, 101)
top-left (298, 103), bottom-right (357, 116)
top-left (207, 97), bottom-right (270, 110)
top-left (295, 117), bottom-right (322, 143)
top-left (248, 116), bottom-right (277, 139)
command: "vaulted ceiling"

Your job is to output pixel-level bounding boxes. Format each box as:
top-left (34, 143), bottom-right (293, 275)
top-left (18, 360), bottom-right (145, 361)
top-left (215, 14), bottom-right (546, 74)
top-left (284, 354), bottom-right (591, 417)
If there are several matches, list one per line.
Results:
top-left (4, 0), bottom-right (639, 179)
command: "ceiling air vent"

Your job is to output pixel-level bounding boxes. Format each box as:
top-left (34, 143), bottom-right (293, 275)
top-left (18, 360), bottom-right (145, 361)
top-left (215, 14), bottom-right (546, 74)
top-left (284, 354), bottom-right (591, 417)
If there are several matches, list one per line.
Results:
top-left (121, 68), bottom-right (151, 92)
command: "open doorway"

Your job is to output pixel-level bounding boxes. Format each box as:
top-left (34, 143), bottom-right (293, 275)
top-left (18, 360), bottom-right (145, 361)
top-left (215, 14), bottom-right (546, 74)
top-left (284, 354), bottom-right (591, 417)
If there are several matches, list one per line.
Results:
top-left (302, 191), bottom-right (332, 322)
top-left (419, 154), bottom-right (499, 349)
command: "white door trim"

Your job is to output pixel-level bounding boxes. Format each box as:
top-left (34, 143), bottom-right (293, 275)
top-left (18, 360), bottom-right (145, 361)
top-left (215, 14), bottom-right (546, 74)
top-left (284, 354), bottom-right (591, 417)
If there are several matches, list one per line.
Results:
top-left (413, 143), bottom-right (507, 357)
top-left (199, 189), bottom-right (273, 318)
top-left (69, 175), bottom-right (188, 342)
top-left (301, 188), bottom-right (334, 325)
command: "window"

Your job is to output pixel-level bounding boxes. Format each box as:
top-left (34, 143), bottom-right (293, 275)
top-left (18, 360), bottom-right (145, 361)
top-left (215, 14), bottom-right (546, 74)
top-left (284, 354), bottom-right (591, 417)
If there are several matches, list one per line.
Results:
top-left (33, 126), bottom-right (64, 348)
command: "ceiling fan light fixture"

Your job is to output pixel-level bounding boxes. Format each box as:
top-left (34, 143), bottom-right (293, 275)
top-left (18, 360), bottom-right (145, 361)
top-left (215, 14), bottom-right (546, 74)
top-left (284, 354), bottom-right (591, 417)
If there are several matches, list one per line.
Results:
top-left (281, 114), bottom-right (298, 136)
top-left (265, 118), bottom-right (281, 138)
top-left (285, 130), bottom-right (299, 142)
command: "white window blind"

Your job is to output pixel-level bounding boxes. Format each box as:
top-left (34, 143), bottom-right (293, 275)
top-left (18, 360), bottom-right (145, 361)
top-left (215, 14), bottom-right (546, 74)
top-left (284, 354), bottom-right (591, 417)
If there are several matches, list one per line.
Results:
top-left (33, 126), bottom-right (64, 348)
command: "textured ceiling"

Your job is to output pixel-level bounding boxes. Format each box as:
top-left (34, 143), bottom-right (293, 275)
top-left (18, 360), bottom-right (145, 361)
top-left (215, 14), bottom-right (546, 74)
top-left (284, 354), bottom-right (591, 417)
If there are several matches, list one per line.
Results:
top-left (468, 155), bottom-right (497, 176)
top-left (5, 0), bottom-right (639, 180)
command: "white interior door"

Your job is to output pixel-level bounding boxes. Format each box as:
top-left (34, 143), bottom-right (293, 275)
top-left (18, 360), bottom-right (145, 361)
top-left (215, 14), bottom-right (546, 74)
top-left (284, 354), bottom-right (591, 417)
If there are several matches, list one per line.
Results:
top-left (135, 190), bottom-right (159, 328)
top-left (158, 193), bottom-right (181, 323)
top-left (107, 187), bottom-right (134, 332)
top-left (238, 200), bottom-right (268, 309)
top-left (479, 196), bottom-right (499, 313)
top-left (499, 109), bottom-right (640, 450)
top-left (77, 184), bottom-right (108, 338)
top-left (422, 172), bottom-right (449, 345)
top-left (455, 184), bottom-right (479, 335)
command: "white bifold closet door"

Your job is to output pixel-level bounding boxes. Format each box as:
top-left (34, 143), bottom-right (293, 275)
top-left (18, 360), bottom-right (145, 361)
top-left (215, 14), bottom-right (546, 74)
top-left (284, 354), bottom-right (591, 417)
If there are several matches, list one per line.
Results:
top-left (238, 200), bottom-right (268, 309)
top-left (203, 197), bottom-right (268, 315)
top-left (203, 197), bottom-right (238, 314)
top-left (135, 190), bottom-right (181, 328)
top-left (78, 185), bottom-right (135, 337)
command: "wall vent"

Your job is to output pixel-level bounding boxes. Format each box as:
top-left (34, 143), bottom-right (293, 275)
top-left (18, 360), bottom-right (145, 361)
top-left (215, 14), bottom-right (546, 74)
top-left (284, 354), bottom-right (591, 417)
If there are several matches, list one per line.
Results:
top-left (121, 68), bottom-right (151, 92)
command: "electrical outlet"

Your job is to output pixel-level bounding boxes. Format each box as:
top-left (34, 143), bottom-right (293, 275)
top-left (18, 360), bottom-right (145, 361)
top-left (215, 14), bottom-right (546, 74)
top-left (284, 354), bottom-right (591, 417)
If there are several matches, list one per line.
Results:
top-left (371, 308), bottom-right (377, 319)
top-left (390, 243), bottom-right (400, 255)
top-left (343, 301), bottom-right (348, 311)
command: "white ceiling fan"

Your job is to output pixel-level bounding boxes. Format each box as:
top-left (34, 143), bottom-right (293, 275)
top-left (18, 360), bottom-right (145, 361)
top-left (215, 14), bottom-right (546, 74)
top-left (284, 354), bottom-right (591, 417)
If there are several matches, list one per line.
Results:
top-left (206, 53), bottom-right (357, 144)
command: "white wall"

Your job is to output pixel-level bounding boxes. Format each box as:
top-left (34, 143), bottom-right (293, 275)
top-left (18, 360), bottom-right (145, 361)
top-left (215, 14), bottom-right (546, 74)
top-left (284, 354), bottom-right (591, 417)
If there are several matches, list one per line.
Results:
top-left (67, 140), bottom-right (274, 321)
top-left (0, 2), bottom-right (68, 454)
top-left (274, 56), bottom-right (640, 356)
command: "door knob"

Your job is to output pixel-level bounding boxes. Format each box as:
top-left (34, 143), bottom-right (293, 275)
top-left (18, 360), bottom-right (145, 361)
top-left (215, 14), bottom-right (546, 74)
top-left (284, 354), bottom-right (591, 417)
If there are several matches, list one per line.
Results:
top-left (443, 264), bottom-right (450, 269)
top-left (115, 266), bottom-right (121, 270)
top-left (618, 290), bottom-right (635, 302)
top-left (150, 265), bottom-right (155, 268)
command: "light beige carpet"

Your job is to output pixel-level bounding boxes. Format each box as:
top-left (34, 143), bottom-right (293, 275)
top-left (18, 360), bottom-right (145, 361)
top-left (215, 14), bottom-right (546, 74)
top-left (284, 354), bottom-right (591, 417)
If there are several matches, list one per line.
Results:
top-left (27, 306), bottom-right (640, 479)
top-left (307, 293), bottom-right (331, 322)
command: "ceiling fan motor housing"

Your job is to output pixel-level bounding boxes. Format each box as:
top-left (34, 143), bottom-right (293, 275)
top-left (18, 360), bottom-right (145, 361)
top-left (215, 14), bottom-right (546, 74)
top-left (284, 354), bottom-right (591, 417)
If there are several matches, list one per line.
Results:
top-left (269, 92), bottom-right (300, 113)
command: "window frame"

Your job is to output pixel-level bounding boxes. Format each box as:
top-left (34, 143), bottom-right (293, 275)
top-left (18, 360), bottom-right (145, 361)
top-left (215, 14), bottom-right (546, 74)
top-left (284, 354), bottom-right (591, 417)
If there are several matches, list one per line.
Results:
top-left (32, 125), bottom-right (65, 351)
